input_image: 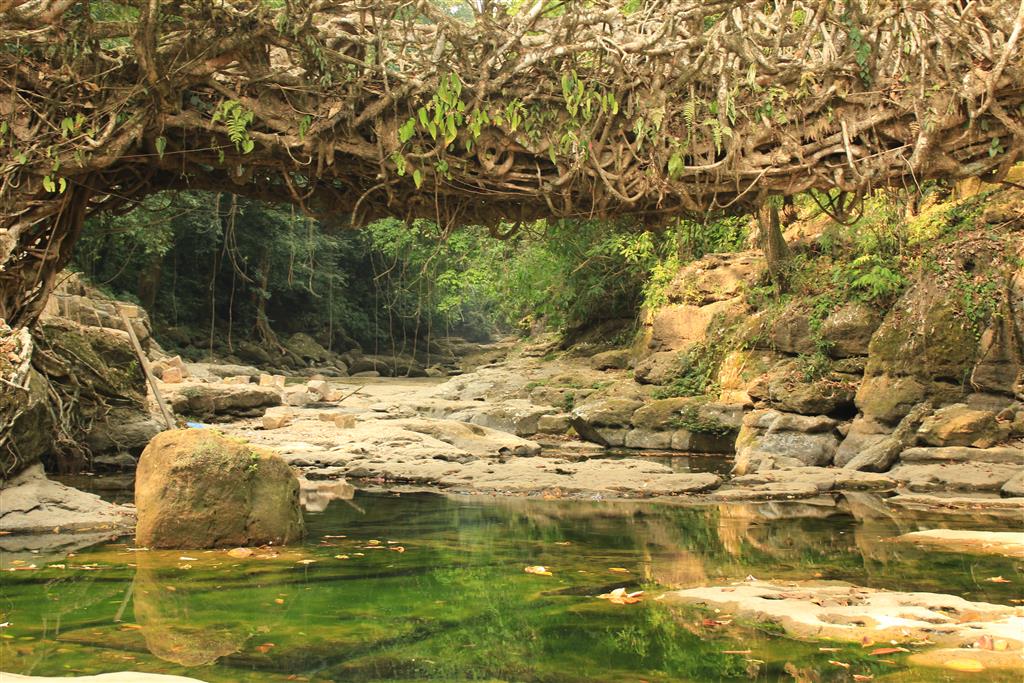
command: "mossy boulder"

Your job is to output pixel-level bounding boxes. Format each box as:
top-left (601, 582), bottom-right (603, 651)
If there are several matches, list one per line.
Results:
top-left (135, 430), bottom-right (304, 549)
top-left (285, 332), bottom-right (329, 364)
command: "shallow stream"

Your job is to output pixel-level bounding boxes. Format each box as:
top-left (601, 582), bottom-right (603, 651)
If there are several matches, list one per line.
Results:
top-left (1, 490), bottom-right (1021, 682)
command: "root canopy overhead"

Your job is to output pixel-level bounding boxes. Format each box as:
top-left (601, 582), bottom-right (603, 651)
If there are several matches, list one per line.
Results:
top-left (0, 0), bottom-right (1022, 323)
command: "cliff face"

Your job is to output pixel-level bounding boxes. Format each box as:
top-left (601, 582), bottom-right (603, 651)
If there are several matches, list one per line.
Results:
top-left (1, 274), bottom-right (161, 482)
top-left (620, 182), bottom-right (1023, 490)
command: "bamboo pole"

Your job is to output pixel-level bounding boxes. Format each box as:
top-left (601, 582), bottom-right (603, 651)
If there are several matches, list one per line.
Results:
top-left (118, 306), bottom-right (175, 430)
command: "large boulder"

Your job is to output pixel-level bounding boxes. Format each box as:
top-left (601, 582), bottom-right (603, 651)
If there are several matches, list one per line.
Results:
top-left (820, 302), bottom-right (884, 358)
top-left (285, 332), bottom-right (329, 364)
top-left (135, 430), bottom-right (304, 548)
top-left (752, 359), bottom-right (858, 415)
top-left (916, 404), bottom-right (1009, 448)
top-left (733, 410), bottom-right (840, 474)
top-left (165, 382), bottom-right (281, 420)
top-left (42, 271), bottom-right (154, 348)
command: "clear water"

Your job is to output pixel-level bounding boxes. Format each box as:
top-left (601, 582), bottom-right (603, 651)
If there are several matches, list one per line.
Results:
top-left (1, 491), bottom-right (1021, 682)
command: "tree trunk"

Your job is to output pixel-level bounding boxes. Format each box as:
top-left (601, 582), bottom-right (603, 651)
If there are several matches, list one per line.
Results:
top-left (757, 203), bottom-right (790, 290)
top-left (0, 183), bottom-right (93, 328)
top-left (136, 252), bottom-right (163, 314)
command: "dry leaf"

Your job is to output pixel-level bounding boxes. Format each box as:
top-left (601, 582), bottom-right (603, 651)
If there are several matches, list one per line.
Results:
top-left (818, 647), bottom-right (842, 652)
top-left (985, 576), bottom-right (1010, 583)
top-left (869, 647), bottom-right (908, 655)
top-left (296, 559), bottom-right (317, 565)
top-left (524, 565), bottom-right (552, 576)
top-left (334, 555), bottom-right (349, 560)
top-left (227, 548), bottom-right (253, 559)
top-left (274, 598), bottom-right (285, 605)
top-left (721, 650), bottom-right (751, 655)
top-left (255, 642), bottom-right (275, 654)
top-left (852, 675), bottom-right (874, 682)
top-left (828, 660), bottom-right (850, 669)
top-left (178, 556), bottom-right (197, 561)
top-left (608, 567), bottom-right (630, 573)
top-left (367, 539), bottom-right (381, 546)
top-left (944, 658), bottom-right (984, 672)
top-left (389, 546), bottom-right (406, 553)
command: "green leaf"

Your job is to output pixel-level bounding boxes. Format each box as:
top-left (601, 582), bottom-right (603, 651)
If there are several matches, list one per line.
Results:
top-left (427, 121), bottom-right (438, 140)
top-left (155, 136), bottom-right (167, 159)
top-left (241, 138), bottom-right (255, 154)
top-left (42, 175), bottom-right (55, 193)
top-left (399, 117), bottom-right (416, 143)
top-left (413, 168), bottom-right (423, 188)
top-left (418, 107), bottom-right (429, 127)
top-left (57, 177), bottom-right (67, 193)
top-left (668, 152), bottom-right (684, 179)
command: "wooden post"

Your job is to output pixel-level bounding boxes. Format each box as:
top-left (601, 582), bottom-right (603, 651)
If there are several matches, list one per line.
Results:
top-left (118, 306), bottom-right (175, 430)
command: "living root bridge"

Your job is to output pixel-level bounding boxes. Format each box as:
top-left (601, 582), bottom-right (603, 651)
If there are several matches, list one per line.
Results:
top-left (1, 0), bottom-right (1023, 325)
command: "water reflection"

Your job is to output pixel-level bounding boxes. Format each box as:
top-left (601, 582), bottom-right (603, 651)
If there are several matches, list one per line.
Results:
top-left (133, 554), bottom-right (249, 666)
top-left (0, 490), bottom-right (1020, 682)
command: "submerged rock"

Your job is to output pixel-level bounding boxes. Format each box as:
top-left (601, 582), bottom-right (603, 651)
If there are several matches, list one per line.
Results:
top-left (135, 429), bottom-right (304, 548)
top-left (897, 529), bottom-right (1024, 558)
top-left (0, 673), bottom-right (207, 682)
top-left (665, 581), bottom-right (1024, 651)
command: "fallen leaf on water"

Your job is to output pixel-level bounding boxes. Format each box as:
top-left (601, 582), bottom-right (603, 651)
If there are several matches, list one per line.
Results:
top-left (985, 576), bottom-right (1010, 583)
top-left (598, 588), bottom-right (644, 605)
top-left (323, 535), bottom-right (346, 539)
top-left (389, 546), bottom-right (405, 553)
top-left (524, 565), bottom-right (552, 576)
top-left (178, 556), bottom-right (198, 561)
top-left (818, 647), bottom-right (842, 652)
top-left (296, 559), bottom-right (317, 565)
top-left (274, 598), bottom-right (285, 605)
top-left (944, 658), bottom-right (984, 673)
top-left (47, 564), bottom-right (66, 569)
top-left (227, 548), bottom-right (253, 559)
top-left (721, 650), bottom-right (751, 655)
top-left (120, 624), bottom-right (143, 630)
top-left (852, 675), bottom-right (874, 682)
top-left (334, 555), bottom-right (350, 560)
top-left (554, 541), bottom-right (571, 546)
top-left (255, 642), bottom-right (275, 654)
top-left (869, 647), bottom-right (909, 656)
top-left (367, 539), bottom-right (381, 546)
top-left (828, 660), bottom-right (850, 669)
top-left (178, 564), bottom-right (192, 570)
top-left (608, 568), bottom-right (630, 573)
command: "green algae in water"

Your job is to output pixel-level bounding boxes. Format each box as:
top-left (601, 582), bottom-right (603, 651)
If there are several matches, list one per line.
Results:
top-left (1, 492), bottom-right (1022, 682)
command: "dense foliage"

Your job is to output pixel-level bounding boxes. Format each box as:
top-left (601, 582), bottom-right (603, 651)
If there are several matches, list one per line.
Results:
top-left (74, 192), bottom-right (752, 353)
